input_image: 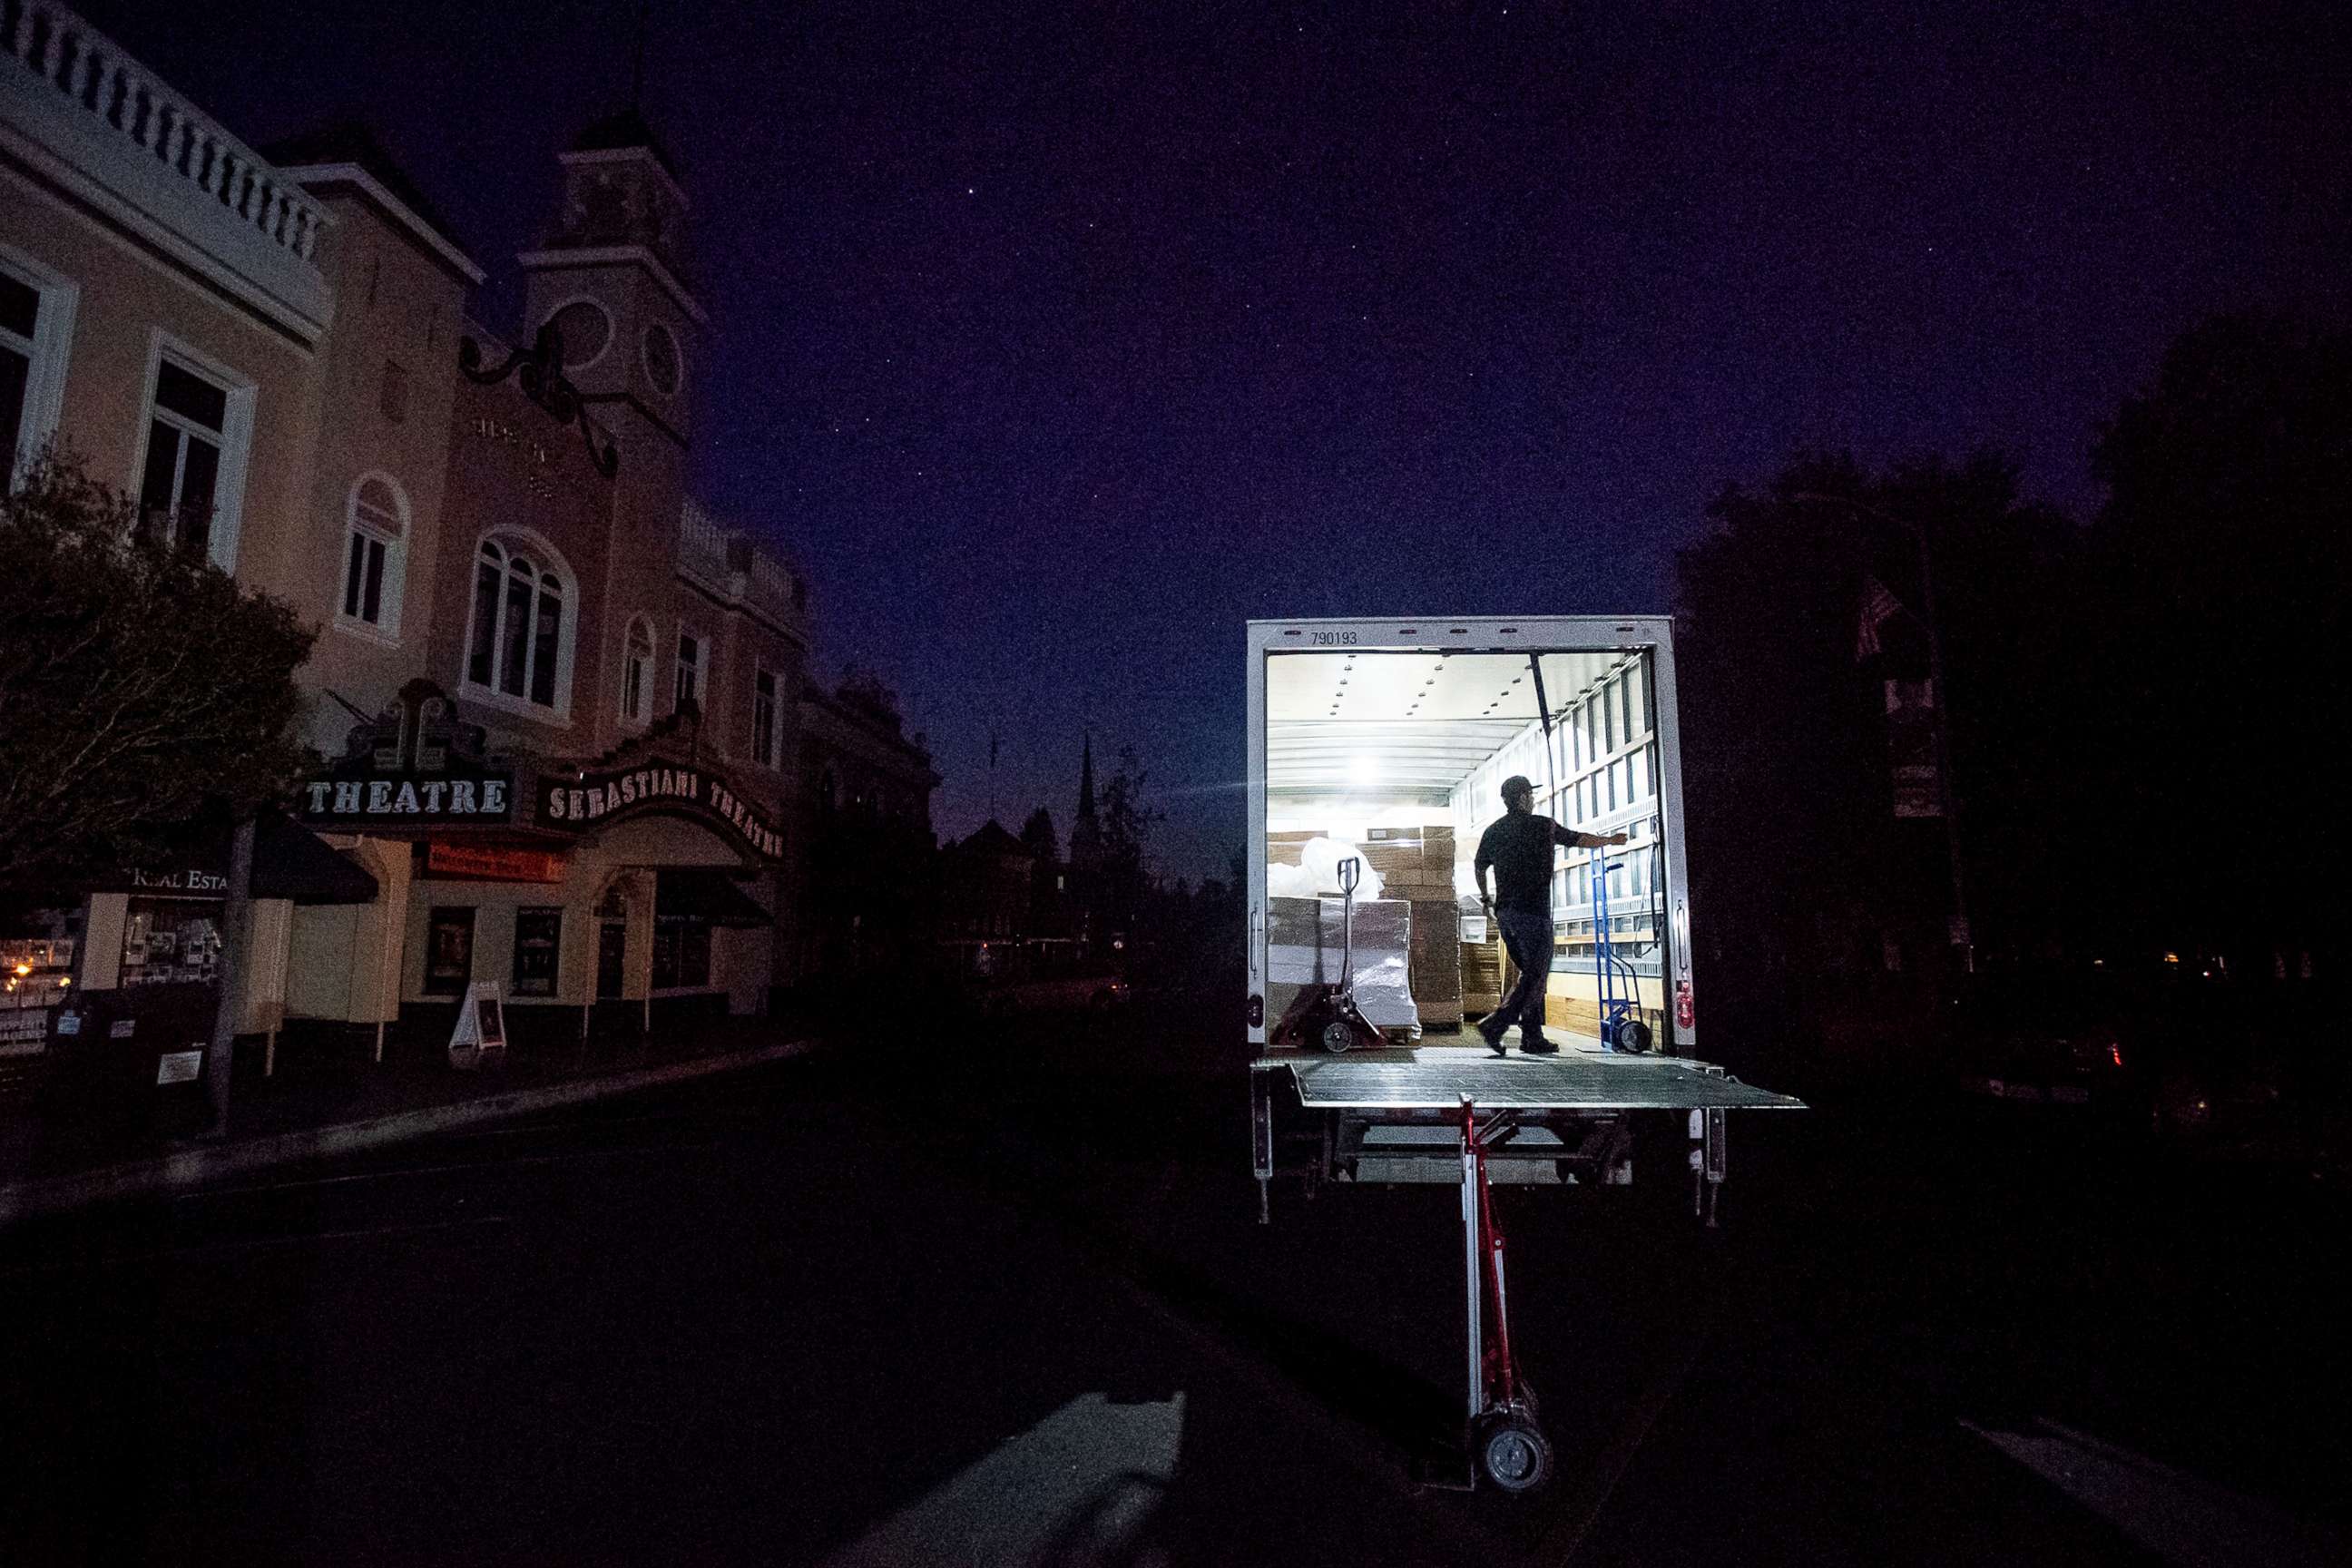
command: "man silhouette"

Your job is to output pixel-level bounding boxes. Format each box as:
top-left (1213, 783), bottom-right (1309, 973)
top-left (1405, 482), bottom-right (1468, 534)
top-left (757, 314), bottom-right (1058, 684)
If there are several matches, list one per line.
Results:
top-left (1474, 775), bottom-right (1625, 1055)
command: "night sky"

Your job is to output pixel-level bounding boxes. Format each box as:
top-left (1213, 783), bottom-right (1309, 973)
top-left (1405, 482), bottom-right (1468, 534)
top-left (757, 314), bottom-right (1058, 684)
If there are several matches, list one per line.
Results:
top-left (77, 1), bottom-right (2350, 881)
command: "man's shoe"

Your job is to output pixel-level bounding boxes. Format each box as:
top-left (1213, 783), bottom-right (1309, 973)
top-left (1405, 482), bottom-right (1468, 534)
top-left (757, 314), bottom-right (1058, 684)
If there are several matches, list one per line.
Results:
top-left (1521, 1039), bottom-right (1561, 1055)
top-left (1479, 1019), bottom-right (1509, 1056)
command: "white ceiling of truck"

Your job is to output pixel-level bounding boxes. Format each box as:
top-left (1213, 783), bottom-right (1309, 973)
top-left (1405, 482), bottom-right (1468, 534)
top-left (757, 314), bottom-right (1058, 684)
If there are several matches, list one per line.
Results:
top-left (1267, 650), bottom-right (1636, 798)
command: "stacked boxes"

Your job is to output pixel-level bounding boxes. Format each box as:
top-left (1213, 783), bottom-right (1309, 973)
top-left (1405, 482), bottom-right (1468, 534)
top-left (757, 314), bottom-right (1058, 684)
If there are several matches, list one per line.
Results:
top-left (1460, 908), bottom-right (1504, 1014)
top-left (1408, 898), bottom-right (1464, 1026)
top-left (1266, 830), bottom-right (1322, 867)
top-left (1264, 895), bottom-right (1419, 1042)
top-left (1360, 825), bottom-right (1455, 892)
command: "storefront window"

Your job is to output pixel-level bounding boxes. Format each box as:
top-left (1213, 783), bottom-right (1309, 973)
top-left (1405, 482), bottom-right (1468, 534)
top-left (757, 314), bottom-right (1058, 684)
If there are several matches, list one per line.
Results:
top-left (4, 927), bottom-right (77, 1045)
top-left (424, 907), bottom-right (475, 995)
top-left (513, 907), bottom-right (561, 997)
top-left (652, 917), bottom-right (711, 989)
top-left (120, 899), bottom-right (222, 987)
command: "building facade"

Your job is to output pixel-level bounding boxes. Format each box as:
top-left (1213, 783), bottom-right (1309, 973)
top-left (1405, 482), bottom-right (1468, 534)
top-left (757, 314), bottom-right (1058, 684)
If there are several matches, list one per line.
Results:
top-left (2, 4), bottom-right (931, 1062)
top-left (789, 674), bottom-right (939, 990)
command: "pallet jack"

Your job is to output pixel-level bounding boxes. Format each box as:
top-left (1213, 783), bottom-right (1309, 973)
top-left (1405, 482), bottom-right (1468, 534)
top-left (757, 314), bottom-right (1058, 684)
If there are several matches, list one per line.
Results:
top-left (1269, 856), bottom-right (1387, 1054)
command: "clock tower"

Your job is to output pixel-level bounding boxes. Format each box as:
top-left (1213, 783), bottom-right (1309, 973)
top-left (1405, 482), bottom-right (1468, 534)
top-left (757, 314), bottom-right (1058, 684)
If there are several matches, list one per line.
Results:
top-left (517, 110), bottom-right (704, 457)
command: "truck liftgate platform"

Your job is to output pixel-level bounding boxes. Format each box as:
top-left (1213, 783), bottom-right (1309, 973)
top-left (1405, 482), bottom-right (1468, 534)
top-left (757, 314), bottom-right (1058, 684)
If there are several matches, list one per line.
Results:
top-left (1251, 1043), bottom-right (1803, 1217)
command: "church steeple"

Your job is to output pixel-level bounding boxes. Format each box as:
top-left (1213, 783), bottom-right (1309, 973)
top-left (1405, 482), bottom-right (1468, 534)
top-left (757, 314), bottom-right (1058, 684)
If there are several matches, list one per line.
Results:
top-left (1068, 732), bottom-right (1102, 877)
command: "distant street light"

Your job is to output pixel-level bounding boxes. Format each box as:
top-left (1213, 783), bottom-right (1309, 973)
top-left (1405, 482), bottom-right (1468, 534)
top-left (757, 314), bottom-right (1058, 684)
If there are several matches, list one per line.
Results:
top-left (1792, 491), bottom-right (1974, 973)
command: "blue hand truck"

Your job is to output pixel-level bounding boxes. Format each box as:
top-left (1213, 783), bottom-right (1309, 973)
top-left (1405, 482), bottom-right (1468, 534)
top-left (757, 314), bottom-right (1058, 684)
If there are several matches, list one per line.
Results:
top-left (1587, 842), bottom-right (1653, 1054)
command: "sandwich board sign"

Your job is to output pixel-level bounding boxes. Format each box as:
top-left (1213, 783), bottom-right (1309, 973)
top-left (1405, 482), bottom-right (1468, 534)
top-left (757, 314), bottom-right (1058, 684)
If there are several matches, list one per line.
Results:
top-left (448, 981), bottom-right (507, 1070)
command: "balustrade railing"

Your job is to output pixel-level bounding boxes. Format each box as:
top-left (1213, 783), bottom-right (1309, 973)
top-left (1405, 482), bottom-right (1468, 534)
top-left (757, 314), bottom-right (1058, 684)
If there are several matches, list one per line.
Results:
top-left (4, 0), bottom-right (327, 265)
top-left (674, 498), bottom-right (806, 635)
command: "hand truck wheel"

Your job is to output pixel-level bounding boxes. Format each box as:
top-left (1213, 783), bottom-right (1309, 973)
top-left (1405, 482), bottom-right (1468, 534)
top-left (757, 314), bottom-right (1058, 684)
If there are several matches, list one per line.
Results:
top-left (1474, 1405), bottom-right (1553, 1494)
top-left (1318, 1017), bottom-right (1357, 1054)
top-left (1618, 1018), bottom-right (1653, 1054)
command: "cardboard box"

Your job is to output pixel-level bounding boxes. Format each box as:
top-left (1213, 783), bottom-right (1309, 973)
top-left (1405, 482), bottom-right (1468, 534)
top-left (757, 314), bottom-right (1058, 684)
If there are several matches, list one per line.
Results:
top-left (1359, 840), bottom-right (1422, 886)
top-left (1408, 898), bottom-right (1462, 1001)
top-left (1267, 830), bottom-right (1324, 867)
top-left (1462, 909), bottom-right (1504, 1012)
top-left (1358, 825), bottom-right (1457, 890)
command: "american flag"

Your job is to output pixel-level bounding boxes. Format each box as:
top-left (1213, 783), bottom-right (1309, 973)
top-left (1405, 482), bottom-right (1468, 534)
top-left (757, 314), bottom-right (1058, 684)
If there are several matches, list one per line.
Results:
top-left (1855, 574), bottom-right (1906, 662)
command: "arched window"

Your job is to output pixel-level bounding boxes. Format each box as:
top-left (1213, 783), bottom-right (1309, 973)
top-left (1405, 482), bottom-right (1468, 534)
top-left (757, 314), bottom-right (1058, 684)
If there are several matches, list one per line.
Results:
top-left (338, 474), bottom-right (407, 635)
top-left (620, 615), bottom-right (653, 725)
top-left (464, 533), bottom-right (573, 715)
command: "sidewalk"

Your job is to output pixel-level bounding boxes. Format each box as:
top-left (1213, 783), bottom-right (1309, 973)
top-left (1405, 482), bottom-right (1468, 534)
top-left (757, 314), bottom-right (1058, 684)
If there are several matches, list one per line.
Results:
top-left (0, 1019), bottom-right (817, 1226)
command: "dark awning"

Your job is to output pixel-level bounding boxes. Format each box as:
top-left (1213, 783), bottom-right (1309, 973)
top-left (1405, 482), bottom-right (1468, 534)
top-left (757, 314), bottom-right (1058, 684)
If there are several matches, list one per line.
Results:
top-left (252, 817), bottom-right (378, 905)
top-left (88, 815), bottom-right (378, 904)
top-left (655, 867), bottom-right (772, 927)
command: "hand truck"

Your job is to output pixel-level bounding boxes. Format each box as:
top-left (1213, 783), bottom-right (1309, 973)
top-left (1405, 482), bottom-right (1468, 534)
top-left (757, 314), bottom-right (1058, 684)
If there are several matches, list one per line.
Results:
top-left (1588, 845), bottom-right (1653, 1054)
top-left (1459, 1094), bottom-right (1553, 1493)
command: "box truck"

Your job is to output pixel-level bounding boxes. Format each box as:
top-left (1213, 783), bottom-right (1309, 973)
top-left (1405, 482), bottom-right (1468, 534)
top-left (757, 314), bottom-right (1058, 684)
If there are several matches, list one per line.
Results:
top-left (1243, 616), bottom-right (1803, 1491)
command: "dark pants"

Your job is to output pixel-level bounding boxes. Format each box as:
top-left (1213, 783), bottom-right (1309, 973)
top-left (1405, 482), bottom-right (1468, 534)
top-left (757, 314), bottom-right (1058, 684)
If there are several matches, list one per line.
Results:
top-left (1490, 907), bottom-right (1554, 1044)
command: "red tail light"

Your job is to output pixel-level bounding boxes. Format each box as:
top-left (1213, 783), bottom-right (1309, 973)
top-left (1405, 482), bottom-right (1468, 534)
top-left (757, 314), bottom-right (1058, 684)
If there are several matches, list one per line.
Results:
top-left (2109, 1044), bottom-right (2123, 1069)
top-left (1675, 981), bottom-right (1695, 1031)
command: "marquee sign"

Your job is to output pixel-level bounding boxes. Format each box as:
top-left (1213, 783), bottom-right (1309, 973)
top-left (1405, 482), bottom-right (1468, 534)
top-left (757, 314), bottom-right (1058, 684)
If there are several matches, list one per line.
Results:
top-left (301, 680), bottom-right (514, 827)
top-left (301, 775), bottom-right (513, 824)
top-left (536, 761), bottom-right (785, 863)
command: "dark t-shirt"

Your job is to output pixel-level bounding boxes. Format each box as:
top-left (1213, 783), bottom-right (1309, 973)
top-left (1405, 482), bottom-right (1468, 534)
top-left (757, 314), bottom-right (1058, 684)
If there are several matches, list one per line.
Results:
top-left (1475, 812), bottom-right (1577, 913)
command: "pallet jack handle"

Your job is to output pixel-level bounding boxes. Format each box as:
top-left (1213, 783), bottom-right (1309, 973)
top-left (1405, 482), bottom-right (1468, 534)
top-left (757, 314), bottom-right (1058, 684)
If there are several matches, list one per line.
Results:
top-left (1337, 856), bottom-right (1360, 991)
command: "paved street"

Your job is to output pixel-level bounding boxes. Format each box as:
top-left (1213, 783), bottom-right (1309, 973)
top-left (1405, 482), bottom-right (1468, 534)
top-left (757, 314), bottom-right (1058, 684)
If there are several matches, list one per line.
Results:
top-left (2, 1013), bottom-right (2345, 1565)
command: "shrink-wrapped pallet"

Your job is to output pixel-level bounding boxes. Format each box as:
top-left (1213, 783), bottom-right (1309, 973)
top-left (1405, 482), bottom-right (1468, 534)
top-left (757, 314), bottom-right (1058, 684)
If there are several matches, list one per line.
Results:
top-left (1265, 896), bottom-right (1418, 1041)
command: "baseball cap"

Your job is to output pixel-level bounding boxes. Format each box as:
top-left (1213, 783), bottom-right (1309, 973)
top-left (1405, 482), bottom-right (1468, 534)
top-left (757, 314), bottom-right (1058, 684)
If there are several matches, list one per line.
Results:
top-left (1501, 775), bottom-right (1534, 799)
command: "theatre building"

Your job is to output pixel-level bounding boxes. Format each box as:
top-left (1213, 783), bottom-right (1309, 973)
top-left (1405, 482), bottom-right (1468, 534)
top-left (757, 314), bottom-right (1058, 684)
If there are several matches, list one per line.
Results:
top-left (285, 113), bottom-right (812, 1049)
top-left (5, 5), bottom-right (901, 1069)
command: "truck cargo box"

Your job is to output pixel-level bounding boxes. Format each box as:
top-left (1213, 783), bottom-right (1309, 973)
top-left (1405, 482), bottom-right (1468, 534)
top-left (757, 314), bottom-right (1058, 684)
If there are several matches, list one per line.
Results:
top-left (1247, 617), bottom-right (1696, 1054)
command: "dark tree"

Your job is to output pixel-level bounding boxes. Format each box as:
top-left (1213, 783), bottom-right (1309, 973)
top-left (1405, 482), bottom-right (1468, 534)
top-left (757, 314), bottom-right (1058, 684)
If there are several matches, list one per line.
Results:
top-left (1674, 449), bottom-right (2080, 1071)
top-left (1096, 745), bottom-right (1161, 936)
top-left (0, 451), bottom-right (314, 897)
top-left (2083, 314), bottom-right (2352, 965)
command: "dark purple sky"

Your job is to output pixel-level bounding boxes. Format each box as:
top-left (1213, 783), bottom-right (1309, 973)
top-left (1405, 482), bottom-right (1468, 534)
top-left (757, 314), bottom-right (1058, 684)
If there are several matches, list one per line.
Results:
top-left (83, 0), bottom-right (2350, 881)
